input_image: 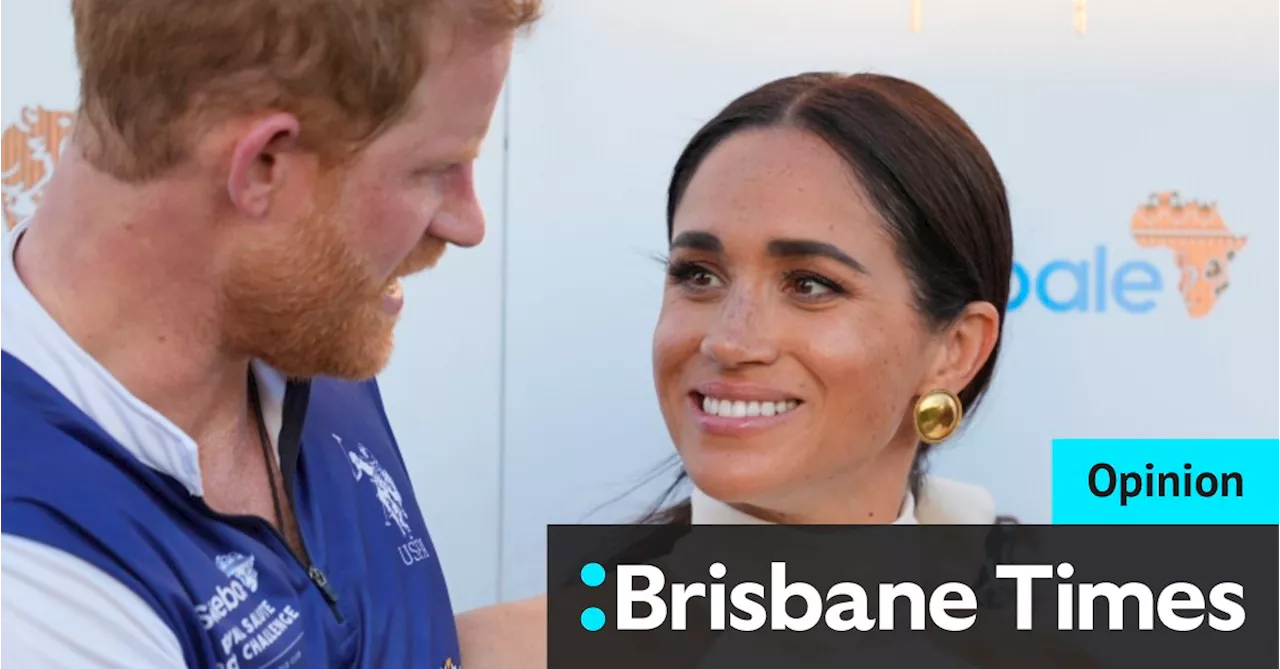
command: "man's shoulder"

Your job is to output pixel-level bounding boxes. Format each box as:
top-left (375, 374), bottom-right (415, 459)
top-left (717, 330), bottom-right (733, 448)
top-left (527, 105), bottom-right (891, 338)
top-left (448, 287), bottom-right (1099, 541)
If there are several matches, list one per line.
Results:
top-left (2, 534), bottom-right (189, 668)
top-left (1, 416), bottom-right (216, 623)
top-left (2, 384), bottom-right (169, 511)
top-left (1, 355), bottom-right (82, 454)
top-left (3, 463), bottom-right (214, 667)
top-left (2, 368), bottom-right (184, 512)
top-left (0, 381), bottom-right (257, 654)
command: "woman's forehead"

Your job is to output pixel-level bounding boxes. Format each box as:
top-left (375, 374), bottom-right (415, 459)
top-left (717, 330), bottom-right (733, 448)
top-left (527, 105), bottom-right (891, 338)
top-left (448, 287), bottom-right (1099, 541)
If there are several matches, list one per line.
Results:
top-left (671, 128), bottom-right (886, 254)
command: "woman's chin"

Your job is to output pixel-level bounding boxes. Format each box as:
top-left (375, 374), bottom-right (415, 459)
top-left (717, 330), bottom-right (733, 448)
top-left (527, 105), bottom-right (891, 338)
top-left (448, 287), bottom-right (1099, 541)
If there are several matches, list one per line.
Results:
top-left (681, 451), bottom-right (791, 505)
top-left (674, 415), bottom-right (813, 504)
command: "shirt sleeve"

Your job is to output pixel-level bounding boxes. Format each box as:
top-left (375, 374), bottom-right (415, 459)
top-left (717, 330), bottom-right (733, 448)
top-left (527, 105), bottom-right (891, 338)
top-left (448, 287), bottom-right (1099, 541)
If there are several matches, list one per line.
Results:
top-left (1, 534), bottom-right (187, 668)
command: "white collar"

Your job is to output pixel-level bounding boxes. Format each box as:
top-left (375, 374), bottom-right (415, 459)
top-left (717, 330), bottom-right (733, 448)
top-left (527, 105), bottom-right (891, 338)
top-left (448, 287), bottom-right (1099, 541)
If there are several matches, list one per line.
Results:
top-left (1, 219), bottom-right (287, 497)
top-left (690, 475), bottom-right (996, 525)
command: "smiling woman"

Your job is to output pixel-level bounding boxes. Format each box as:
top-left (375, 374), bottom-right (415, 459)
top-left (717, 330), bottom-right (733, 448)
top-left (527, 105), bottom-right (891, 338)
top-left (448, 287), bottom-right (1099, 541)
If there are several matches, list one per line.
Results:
top-left (646, 71), bottom-right (1012, 527)
top-left (456, 71), bottom-right (1037, 667)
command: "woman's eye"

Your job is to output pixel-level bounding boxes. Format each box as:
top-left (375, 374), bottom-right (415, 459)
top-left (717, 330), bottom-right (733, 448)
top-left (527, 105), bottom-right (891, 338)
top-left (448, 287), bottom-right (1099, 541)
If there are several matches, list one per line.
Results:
top-left (787, 272), bottom-right (846, 300)
top-left (793, 276), bottom-right (832, 296)
top-left (688, 269), bottom-right (721, 288)
top-left (666, 261), bottom-right (724, 292)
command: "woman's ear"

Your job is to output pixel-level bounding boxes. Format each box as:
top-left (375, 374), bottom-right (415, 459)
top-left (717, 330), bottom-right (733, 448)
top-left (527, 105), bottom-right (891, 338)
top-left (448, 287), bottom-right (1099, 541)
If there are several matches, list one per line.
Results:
top-left (919, 301), bottom-right (1001, 397)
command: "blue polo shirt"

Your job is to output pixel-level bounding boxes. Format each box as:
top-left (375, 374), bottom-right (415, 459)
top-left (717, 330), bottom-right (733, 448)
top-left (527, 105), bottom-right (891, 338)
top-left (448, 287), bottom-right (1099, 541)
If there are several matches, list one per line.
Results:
top-left (1, 220), bottom-right (461, 668)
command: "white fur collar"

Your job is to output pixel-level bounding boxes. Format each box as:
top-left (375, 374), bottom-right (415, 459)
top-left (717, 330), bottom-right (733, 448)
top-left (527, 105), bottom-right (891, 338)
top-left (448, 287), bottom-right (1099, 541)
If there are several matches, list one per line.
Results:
top-left (691, 475), bottom-right (996, 525)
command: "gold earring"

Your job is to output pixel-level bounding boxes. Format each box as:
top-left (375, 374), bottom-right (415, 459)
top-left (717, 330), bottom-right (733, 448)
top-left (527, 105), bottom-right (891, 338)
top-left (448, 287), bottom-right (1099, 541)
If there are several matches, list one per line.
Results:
top-left (914, 389), bottom-right (963, 444)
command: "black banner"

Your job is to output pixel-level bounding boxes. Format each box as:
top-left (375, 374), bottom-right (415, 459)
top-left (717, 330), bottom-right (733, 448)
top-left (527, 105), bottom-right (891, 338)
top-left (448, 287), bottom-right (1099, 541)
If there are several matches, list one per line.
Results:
top-left (547, 524), bottom-right (1277, 668)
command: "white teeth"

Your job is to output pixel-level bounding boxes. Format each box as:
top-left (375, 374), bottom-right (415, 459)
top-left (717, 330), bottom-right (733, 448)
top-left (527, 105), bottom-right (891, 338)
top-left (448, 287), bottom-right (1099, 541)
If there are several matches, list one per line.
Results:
top-left (701, 396), bottom-right (799, 418)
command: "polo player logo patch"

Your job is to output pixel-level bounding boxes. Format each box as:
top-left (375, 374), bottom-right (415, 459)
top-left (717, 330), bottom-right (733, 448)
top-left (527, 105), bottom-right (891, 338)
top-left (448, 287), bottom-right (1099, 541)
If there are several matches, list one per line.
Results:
top-left (332, 434), bottom-right (412, 537)
top-left (331, 434), bottom-right (432, 567)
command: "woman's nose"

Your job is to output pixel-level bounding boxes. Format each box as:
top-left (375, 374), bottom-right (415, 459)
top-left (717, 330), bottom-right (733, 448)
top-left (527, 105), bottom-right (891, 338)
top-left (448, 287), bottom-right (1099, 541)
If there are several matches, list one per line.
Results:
top-left (698, 293), bottom-right (779, 369)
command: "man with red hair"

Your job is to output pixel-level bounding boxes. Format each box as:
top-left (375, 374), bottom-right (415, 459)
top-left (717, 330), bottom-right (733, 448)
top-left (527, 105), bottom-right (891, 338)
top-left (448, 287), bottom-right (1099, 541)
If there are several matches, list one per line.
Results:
top-left (2, 1), bottom-right (539, 666)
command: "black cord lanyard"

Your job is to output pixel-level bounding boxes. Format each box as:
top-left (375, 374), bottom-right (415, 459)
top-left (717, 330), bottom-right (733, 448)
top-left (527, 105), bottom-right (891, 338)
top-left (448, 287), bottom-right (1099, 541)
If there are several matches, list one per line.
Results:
top-left (247, 372), bottom-right (287, 535)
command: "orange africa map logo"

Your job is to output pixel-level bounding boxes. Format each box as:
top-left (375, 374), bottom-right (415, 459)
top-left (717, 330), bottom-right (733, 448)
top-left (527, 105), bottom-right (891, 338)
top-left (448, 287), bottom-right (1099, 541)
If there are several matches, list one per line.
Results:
top-left (2, 106), bottom-right (75, 230)
top-left (1130, 191), bottom-right (1246, 318)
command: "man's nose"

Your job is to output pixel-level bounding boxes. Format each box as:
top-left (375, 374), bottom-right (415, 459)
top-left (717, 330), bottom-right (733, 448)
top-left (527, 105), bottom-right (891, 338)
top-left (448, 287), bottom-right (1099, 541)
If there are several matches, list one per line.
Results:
top-left (429, 163), bottom-right (486, 248)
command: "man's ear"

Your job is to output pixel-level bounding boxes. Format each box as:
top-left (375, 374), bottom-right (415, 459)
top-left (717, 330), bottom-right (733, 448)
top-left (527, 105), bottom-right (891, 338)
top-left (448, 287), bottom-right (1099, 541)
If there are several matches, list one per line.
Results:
top-left (225, 113), bottom-right (303, 219)
top-left (919, 301), bottom-right (1001, 398)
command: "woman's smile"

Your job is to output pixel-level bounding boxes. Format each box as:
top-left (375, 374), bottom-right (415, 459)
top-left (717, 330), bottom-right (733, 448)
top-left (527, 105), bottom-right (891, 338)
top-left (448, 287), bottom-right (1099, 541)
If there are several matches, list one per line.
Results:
top-left (688, 380), bottom-right (805, 437)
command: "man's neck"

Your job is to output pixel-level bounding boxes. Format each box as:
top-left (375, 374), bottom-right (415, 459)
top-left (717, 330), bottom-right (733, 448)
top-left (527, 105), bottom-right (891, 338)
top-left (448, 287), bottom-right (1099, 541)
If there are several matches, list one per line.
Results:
top-left (15, 152), bottom-right (255, 453)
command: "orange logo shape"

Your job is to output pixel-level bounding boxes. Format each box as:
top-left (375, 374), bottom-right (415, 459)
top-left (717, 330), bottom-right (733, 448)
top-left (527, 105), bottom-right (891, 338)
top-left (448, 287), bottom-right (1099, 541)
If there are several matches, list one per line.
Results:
top-left (2, 106), bottom-right (75, 230)
top-left (1130, 191), bottom-right (1246, 319)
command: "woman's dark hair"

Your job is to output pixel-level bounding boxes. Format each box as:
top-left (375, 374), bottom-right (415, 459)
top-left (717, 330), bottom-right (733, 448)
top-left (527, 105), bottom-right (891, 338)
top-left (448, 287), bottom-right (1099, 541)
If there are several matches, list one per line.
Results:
top-left (639, 71), bottom-right (1014, 525)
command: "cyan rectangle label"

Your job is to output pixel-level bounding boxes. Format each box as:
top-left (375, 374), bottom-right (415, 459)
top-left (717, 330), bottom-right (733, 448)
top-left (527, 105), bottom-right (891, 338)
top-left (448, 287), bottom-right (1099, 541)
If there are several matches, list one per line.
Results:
top-left (1052, 439), bottom-right (1279, 524)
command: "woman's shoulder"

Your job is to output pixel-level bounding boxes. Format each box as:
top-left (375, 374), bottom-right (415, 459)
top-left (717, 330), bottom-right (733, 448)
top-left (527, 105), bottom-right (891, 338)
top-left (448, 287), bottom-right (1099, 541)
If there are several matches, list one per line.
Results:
top-left (456, 595), bottom-right (548, 669)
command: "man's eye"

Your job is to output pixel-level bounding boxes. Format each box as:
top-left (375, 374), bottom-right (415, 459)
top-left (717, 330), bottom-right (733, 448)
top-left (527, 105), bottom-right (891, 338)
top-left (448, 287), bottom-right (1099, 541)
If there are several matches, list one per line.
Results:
top-left (414, 164), bottom-right (457, 178)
